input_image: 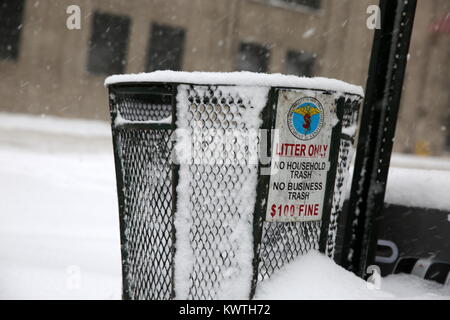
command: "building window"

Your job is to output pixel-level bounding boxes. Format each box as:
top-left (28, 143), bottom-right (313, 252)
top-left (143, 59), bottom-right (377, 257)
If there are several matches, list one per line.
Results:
top-left (236, 42), bottom-right (270, 73)
top-left (0, 0), bottom-right (25, 60)
top-left (285, 50), bottom-right (315, 77)
top-left (257, 0), bottom-right (321, 11)
top-left (146, 23), bottom-right (185, 72)
top-left (281, 0), bottom-right (321, 10)
top-left (87, 11), bottom-right (131, 75)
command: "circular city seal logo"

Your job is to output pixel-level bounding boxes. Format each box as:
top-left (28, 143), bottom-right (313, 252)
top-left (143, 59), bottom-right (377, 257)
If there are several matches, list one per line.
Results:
top-left (287, 97), bottom-right (324, 141)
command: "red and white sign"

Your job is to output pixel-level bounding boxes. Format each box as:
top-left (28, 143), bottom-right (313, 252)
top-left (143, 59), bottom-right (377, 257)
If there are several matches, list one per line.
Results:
top-left (265, 90), bottom-right (337, 222)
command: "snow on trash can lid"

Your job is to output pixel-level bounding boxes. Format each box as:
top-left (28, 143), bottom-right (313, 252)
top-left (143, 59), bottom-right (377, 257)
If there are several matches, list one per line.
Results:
top-left (105, 70), bottom-right (364, 97)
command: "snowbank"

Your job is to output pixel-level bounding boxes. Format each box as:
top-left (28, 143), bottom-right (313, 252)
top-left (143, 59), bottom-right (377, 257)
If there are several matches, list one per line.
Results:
top-left (391, 153), bottom-right (450, 171)
top-left (381, 273), bottom-right (450, 299)
top-left (255, 251), bottom-right (450, 300)
top-left (0, 112), bottom-right (110, 138)
top-left (104, 71), bottom-right (364, 96)
top-left (343, 155), bottom-right (450, 210)
top-left (255, 251), bottom-right (390, 300)
top-left (385, 167), bottom-right (450, 210)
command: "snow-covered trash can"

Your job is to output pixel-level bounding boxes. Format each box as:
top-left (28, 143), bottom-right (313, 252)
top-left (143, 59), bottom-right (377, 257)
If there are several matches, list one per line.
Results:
top-left (105, 71), bottom-right (364, 300)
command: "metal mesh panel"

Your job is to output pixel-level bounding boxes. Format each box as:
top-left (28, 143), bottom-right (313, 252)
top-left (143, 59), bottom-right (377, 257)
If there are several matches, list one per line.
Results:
top-left (341, 98), bottom-right (361, 129)
top-left (326, 97), bottom-right (362, 257)
top-left (177, 85), bottom-right (259, 300)
top-left (116, 128), bottom-right (174, 300)
top-left (325, 138), bottom-right (353, 257)
top-left (117, 94), bottom-right (172, 121)
top-left (257, 221), bottom-right (321, 280)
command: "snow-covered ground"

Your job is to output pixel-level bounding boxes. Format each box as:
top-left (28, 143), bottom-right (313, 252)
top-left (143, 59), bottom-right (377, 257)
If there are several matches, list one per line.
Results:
top-left (0, 113), bottom-right (121, 299)
top-left (255, 252), bottom-right (450, 300)
top-left (0, 112), bottom-right (448, 300)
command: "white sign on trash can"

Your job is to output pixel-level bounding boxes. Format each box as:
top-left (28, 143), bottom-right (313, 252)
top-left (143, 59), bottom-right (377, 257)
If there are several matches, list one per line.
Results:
top-left (266, 89), bottom-right (338, 223)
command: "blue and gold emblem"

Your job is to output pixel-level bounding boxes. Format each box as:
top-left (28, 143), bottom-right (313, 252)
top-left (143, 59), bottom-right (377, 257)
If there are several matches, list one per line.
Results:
top-left (287, 97), bottom-right (324, 140)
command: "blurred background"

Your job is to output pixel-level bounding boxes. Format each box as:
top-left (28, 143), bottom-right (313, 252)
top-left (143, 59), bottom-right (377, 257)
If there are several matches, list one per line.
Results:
top-left (0, 0), bottom-right (449, 299)
top-left (0, 0), bottom-right (448, 156)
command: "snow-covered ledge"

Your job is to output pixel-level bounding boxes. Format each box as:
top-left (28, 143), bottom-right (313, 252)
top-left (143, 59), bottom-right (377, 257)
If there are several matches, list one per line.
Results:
top-left (105, 70), bottom-right (364, 97)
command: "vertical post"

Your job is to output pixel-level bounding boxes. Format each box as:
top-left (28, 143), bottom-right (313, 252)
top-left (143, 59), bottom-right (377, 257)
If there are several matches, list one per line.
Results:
top-left (341, 0), bottom-right (417, 276)
top-left (108, 86), bottom-right (132, 300)
top-left (319, 96), bottom-right (345, 253)
top-left (170, 84), bottom-right (178, 300)
top-left (249, 88), bottom-right (277, 299)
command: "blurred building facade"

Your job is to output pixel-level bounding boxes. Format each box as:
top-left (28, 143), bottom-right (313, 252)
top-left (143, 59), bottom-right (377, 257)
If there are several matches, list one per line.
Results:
top-left (0, 0), bottom-right (448, 155)
top-left (396, 4), bottom-right (450, 156)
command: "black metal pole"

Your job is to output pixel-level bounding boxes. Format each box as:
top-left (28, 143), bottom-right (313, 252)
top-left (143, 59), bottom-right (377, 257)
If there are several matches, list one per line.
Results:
top-left (108, 87), bottom-right (132, 300)
top-left (341, 0), bottom-right (417, 277)
top-left (249, 88), bottom-right (277, 299)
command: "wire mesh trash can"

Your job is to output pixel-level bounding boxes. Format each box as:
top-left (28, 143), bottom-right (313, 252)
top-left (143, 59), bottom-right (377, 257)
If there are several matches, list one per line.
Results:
top-left (106, 71), bottom-right (363, 300)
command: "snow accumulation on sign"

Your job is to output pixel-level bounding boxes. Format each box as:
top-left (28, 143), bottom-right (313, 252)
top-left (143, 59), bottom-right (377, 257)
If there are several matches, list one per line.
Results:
top-left (266, 89), bottom-right (337, 223)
